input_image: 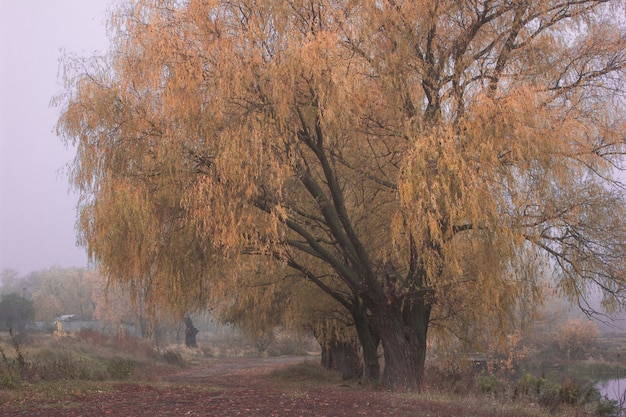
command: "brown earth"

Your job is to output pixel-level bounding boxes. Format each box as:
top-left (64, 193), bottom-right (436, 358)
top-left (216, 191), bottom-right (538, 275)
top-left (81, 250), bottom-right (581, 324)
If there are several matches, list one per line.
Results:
top-left (0, 357), bottom-right (538, 417)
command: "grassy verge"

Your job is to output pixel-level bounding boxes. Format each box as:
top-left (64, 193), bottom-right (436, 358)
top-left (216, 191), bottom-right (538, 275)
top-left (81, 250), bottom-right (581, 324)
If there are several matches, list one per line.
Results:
top-left (0, 329), bottom-right (184, 399)
top-left (268, 363), bottom-right (566, 417)
top-left (0, 379), bottom-right (116, 405)
top-left (569, 361), bottom-right (626, 381)
top-left (272, 361), bottom-right (622, 416)
top-left (269, 360), bottom-right (344, 387)
top-left (2, 330), bottom-right (624, 416)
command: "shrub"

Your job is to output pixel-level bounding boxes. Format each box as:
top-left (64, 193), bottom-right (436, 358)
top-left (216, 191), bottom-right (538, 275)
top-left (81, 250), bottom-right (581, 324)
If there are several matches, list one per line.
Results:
top-left (269, 332), bottom-right (309, 356)
top-left (514, 372), bottom-right (563, 408)
top-left (0, 330), bottom-right (40, 385)
top-left (270, 361), bottom-right (340, 384)
top-left (0, 293), bottom-right (35, 331)
top-left (556, 318), bottom-right (598, 360)
top-left (597, 396), bottom-right (621, 417)
top-left (0, 367), bottom-right (20, 389)
top-left (476, 374), bottom-right (506, 396)
top-left (162, 349), bottom-right (184, 366)
top-left (76, 327), bottom-right (108, 346)
top-left (516, 372), bottom-right (543, 398)
top-left (559, 377), bottom-right (583, 405)
top-left (114, 331), bottom-right (158, 359)
top-left (536, 378), bottom-right (562, 410)
top-left (107, 357), bottom-right (135, 380)
top-left (35, 351), bottom-right (95, 381)
top-left (0, 346), bottom-right (21, 389)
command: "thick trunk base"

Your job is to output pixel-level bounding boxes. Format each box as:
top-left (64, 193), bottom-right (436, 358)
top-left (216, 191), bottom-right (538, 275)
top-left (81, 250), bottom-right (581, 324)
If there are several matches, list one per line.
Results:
top-left (377, 304), bottom-right (430, 391)
top-left (381, 332), bottom-right (426, 390)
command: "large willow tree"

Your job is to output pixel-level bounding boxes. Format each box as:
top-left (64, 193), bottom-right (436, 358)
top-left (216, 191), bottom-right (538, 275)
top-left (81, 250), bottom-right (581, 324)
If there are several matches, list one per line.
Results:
top-left (57, 0), bottom-right (626, 389)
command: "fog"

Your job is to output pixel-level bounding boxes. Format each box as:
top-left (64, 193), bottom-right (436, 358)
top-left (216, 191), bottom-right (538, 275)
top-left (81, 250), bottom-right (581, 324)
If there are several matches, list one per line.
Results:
top-left (1, 1), bottom-right (624, 332)
top-left (0, 1), bottom-right (111, 274)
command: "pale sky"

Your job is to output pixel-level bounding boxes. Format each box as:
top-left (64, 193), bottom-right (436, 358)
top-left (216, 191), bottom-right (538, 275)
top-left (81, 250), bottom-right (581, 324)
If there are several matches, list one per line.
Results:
top-left (0, 0), bottom-right (112, 274)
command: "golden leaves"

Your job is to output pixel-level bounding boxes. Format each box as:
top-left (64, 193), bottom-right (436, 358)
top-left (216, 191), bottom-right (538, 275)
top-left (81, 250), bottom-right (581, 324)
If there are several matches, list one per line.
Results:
top-left (55, 0), bottom-right (626, 340)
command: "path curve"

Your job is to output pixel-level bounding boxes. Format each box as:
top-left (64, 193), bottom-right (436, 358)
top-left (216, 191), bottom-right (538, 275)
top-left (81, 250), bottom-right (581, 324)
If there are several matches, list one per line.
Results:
top-left (163, 355), bottom-right (313, 382)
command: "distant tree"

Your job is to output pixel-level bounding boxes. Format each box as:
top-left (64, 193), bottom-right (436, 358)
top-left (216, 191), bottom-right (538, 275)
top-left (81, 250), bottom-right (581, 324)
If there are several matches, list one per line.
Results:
top-left (0, 269), bottom-right (19, 293)
top-left (90, 271), bottom-right (130, 327)
top-left (0, 293), bottom-right (35, 331)
top-left (32, 267), bottom-right (95, 320)
top-left (1, 269), bottom-right (42, 299)
top-left (556, 318), bottom-right (599, 360)
top-left (90, 269), bottom-right (180, 342)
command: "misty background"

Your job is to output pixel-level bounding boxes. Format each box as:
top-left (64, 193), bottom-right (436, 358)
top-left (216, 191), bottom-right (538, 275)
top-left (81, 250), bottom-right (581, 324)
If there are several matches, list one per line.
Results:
top-left (0, 1), bottom-right (111, 275)
top-left (0, 0), bottom-right (624, 330)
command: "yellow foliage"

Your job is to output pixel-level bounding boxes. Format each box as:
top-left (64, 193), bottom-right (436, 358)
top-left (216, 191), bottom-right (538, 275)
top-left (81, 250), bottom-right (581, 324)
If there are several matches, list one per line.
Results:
top-left (54, 0), bottom-right (626, 386)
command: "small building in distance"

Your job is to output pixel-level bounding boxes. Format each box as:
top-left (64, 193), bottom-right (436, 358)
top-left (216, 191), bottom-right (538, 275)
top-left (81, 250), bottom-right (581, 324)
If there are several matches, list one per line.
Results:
top-left (54, 314), bottom-right (101, 333)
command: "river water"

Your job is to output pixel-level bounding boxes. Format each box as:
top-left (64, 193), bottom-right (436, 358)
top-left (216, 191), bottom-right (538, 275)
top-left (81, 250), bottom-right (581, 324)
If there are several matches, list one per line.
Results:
top-left (596, 378), bottom-right (626, 415)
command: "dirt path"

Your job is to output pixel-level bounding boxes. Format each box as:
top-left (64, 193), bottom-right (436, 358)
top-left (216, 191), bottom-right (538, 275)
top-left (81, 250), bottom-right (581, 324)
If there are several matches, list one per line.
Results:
top-left (0, 357), bottom-right (533, 417)
top-left (163, 355), bottom-right (310, 381)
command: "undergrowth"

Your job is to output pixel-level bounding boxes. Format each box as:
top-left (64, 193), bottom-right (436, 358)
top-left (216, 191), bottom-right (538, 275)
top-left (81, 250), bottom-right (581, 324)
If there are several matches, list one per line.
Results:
top-left (471, 371), bottom-right (622, 416)
top-left (0, 328), bottom-right (185, 389)
top-left (270, 361), bottom-right (342, 386)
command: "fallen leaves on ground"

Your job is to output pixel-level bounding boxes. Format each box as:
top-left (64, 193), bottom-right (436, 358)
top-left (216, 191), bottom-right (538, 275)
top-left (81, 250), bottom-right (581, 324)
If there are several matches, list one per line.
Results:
top-left (0, 357), bottom-right (523, 417)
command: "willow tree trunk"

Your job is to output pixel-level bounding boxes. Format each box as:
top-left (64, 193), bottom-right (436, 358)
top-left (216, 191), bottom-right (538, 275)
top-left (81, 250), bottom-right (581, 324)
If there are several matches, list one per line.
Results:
top-left (376, 301), bottom-right (431, 390)
top-left (352, 305), bottom-right (380, 384)
top-left (183, 317), bottom-right (199, 348)
top-left (320, 339), bottom-right (362, 380)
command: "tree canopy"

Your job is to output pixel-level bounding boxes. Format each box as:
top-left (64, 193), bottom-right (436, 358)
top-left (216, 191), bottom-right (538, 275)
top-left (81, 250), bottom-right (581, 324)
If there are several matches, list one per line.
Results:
top-left (0, 293), bottom-right (35, 331)
top-left (32, 267), bottom-right (95, 320)
top-left (56, 0), bottom-right (626, 390)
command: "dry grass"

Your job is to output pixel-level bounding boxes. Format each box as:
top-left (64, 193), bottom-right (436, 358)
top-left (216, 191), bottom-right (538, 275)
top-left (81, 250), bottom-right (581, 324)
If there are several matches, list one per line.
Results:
top-left (0, 330), bottom-right (180, 390)
top-left (269, 360), bottom-right (343, 386)
top-left (1, 331), bottom-right (621, 416)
